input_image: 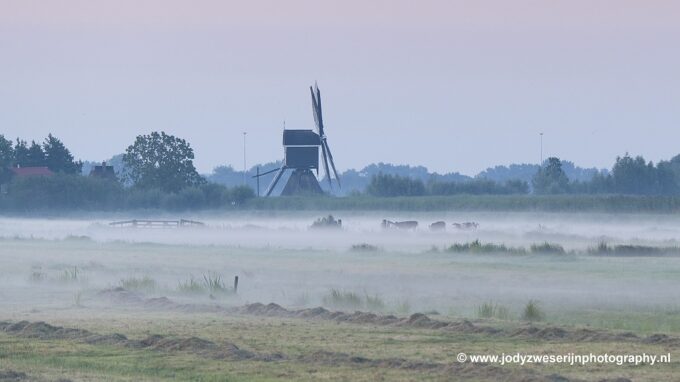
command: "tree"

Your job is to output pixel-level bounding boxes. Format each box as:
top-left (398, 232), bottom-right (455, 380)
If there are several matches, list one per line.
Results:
top-left (14, 139), bottom-right (47, 167)
top-left (611, 154), bottom-right (656, 194)
top-left (22, 141), bottom-right (47, 167)
top-left (366, 173), bottom-right (426, 197)
top-left (123, 131), bottom-right (205, 192)
top-left (0, 135), bottom-right (14, 184)
top-left (532, 157), bottom-right (569, 194)
top-left (43, 134), bottom-right (82, 174)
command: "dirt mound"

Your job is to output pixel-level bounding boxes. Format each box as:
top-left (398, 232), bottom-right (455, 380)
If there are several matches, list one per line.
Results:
top-left (398, 313), bottom-right (449, 329)
top-left (443, 363), bottom-right (576, 382)
top-left (2, 320), bottom-right (270, 362)
top-left (301, 351), bottom-right (576, 382)
top-left (129, 334), bottom-right (257, 360)
top-left (511, 326), bottom-right (570, 340)
top-left (97, 287), bottom-right (144, 305)
top-left (0, 370), bottom-right (27, 381)
top-left (301, 350), bottom-right (439, 371)
top-left (571, 329), bottom-right (638, 342)
top-left (509, 325), bottom-right (650, 344)
top-left (92, 289), bottom-right (680, 348)
top-left (297, 307), bottom-right (332, 319)
top-left (140, 335), bottom-right (216, 351)
top-left (241, 303), bottom-right (290, 316)
top-left (3, 321), bottom-right (88, 340)
top-left (144, 297), bottom-right (176, 309)
top-left (642, 333), bottom-right (680, 346)
top-left (2, 320), bottom-right (129, 347)
top-left (97, 288), bottom-right (226, 314)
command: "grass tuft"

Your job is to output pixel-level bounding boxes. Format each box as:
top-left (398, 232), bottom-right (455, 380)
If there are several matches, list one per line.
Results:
top-left (177, 273), bottom-right (233, 295)
top-left (323, 289), bottom-right (363, 310)
top-left (58, 267), bottom-right (81, 283)
top-left (522, 300), bottom-right (545, 321)
top-left (364, 294), bottom-right (386, 311)
top-left (177, 276), bottom-right (206, 294)
top-left (350, 243), bottom-right (379, 252)
top-left (530, 242), bottom-right (566, 255)
top-left (120, 276), bottom-right (156, 292)
top-left (476, 302), bottom-right (511, 320)
top-left (447, 240), bottom-right (525, 254)
top-left (588, 242), bottom-right (680, 256)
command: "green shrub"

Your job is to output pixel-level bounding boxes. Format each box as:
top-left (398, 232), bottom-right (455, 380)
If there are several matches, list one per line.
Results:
top-left (364, 294), bottom-right (386, 311)
top-left (350, 243), bottom-right (379, 252)
top-left (522, 300), bottom-right (545, 321)
top-left (177, 276), bottom-right (205, 294)
top-left (120, 276), bottom-right (156, 292)
top-left (322, 289), bottom-right (363, 310)
top-left (530, 242), bottom-right (566, 255)
top-left (476, 302), bottom-right (511, 320)
top-left (447, 240), bottom-right (525, 254)
top-left (58, 267), bottom-right (81, 283)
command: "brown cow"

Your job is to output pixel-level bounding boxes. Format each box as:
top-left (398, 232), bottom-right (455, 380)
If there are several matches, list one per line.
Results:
top-left (429, 221), bottom-right (446, 231)
top-left (452, 222), bottom-right (479, 230)
top-left (382, 219), bottom-right (418, 230)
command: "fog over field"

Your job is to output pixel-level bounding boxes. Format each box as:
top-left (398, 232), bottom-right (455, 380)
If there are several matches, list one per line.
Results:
top-left (2, 212), bottom-right (680, 331)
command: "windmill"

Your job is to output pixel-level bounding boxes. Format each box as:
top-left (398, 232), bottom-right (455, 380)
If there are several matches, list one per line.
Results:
top-left (257, 83), bottom-right (341, 196)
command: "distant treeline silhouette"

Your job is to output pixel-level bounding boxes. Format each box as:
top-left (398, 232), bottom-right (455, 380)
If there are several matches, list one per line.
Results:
top-left (3, 132), bottom-right (680, 212)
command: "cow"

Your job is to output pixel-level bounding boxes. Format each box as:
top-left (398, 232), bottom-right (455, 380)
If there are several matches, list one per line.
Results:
top-left (429, 221), bottom-right (446, 231)
top-left (452, 222), bottom-right (479, 230)
top-left (382, 219), bottom-right (418, 230)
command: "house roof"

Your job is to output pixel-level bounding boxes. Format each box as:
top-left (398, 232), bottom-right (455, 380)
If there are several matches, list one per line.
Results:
top-left (283, 129), bottom-right (320, 146)
top-left (89, 165), bottom-right (116, 179)
top-left (10, 166), bottom-right (54, 176)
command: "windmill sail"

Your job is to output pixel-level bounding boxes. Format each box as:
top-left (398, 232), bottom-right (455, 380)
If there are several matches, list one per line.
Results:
top-left (310, 83), bottom-right (340, 189)
top-left (323, 140), bottom-right (341, 188)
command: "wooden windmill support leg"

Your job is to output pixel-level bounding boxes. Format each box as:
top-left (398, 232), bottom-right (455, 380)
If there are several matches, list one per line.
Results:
top-left (265, 166), bottom-right (286, 196)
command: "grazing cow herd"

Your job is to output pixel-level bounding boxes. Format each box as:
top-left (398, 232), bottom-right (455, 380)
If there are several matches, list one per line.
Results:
top-left (381, 219), bottom-right (479, 231)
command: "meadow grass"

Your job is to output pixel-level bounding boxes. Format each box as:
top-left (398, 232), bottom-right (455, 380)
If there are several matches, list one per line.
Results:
top-left (120, 276), bottom-right (157, 292)
top-left (522, 300), bottom-right (546, 322)
top-left (58, 267), bottom-right (81, 283)
top-left (321, 289), bottom-right (392, 312)
top-left (177, 273), bottom-right (233, 295)
top-left (447, 240), bottom-right (526, 254)
top-left (588, 242), bottom-right (680, 256)
top-left (323, 289), bottom-right (363, 310)
top-left (476, 302), bottom-right (512, 320)
top-left (529, 242), bottom-right (566, 255)
top-left (349, 243), bottom-right (379, 252)
top-left (177, 276), bottom-right (205, 294)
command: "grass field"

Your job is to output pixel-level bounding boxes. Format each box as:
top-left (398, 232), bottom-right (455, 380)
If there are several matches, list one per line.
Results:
top-left (244, 194), bottom-right (680, 213)
top-left (1, 213), bottom-right (680, 381)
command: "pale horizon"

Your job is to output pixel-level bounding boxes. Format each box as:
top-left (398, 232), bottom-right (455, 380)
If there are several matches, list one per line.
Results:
top-left (2, 0), bottom-right (679, 176)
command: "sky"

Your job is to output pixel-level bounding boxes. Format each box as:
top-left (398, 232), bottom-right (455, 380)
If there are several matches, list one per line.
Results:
top-left (1, 0), bottom-right (679, 175)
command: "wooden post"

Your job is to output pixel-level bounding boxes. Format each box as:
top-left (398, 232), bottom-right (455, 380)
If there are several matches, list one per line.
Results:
top-left (233, 276), bottom-right (239, 293)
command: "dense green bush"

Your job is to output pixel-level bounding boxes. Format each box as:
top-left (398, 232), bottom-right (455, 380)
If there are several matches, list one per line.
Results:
top-left (2, 174), bottom-right (123, 210)
top-left (366, 173), bottom-right (426, 197)
top-left (0, 174), bottom-right (254, 211)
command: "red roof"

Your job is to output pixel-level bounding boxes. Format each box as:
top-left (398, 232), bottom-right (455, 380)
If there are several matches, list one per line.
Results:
top-left (10, 166), bottom-right (54, 176)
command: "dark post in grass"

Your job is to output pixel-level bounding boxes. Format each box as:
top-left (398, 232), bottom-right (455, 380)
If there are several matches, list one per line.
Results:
top-left (233, 275), bottom-right (239, 293)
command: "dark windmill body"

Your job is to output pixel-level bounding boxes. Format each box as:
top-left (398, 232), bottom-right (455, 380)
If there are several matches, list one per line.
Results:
top-left (260, 84), bottom-right (341, 196)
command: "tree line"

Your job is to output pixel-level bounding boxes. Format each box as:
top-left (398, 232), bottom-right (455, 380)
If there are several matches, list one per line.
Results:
top-left (532, 155), bottom-right (680, 195)
top-left (366, 154), bottom-right (680, 197)
top-left (0, 132), bottom-right (253, 211)
top-left (3, 131), bottom-right (680, 209)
